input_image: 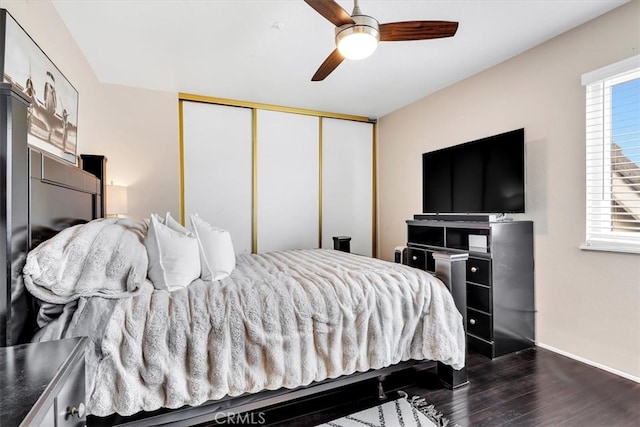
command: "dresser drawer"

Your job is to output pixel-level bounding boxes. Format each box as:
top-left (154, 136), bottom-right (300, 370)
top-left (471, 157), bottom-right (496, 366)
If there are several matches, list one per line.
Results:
top-left (55, 357), bottom-right (86, 426)
top-left (467, 283), bottom-right (491, 313)
top-left (467, 334), bottom-right (494, 358)
top-left (467, 308), bottom-right (492, 341)
top-left (466, 257), bottom-right (491, 286)
top-left (407, 247), bottom-right (427, 270)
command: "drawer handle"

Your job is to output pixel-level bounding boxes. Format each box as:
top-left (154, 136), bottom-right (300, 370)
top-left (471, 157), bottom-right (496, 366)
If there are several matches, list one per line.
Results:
top-left (68, 403), bottom-right (86, 419)
top-left (412, 255), bottom-right (418, 261)
top-left (469, 318), bottom-right (476, 325)
top-left (470, 266), bottom-right (478, 273)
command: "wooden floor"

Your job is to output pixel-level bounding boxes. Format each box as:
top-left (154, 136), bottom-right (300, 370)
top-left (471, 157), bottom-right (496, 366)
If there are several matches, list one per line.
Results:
top-left (253, 347), bottom-right (639, 426)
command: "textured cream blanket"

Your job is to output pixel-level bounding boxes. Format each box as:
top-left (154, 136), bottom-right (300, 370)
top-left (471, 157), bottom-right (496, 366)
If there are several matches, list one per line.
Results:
top-left (23, 218), bottom-right (148, 305)
top-left (89, 249), bottom-right (465, 416)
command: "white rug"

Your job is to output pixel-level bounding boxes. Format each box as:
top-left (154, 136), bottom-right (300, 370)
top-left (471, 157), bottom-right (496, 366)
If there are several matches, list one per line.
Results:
top-left (316, 393), bottom-right (454, 427)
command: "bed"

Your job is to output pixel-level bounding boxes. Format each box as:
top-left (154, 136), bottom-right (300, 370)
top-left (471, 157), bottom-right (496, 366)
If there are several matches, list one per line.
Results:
top-left (9, 178), bottom-right (467, 425)
top-left (23, 217), bottom-right (466, 420)
top-left (0, 88), bottom-right (467, 425)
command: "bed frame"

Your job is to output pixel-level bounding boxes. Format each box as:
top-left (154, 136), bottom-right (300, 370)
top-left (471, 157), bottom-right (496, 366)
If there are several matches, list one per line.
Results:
top-left (0, 84), bottom-right (468, 426)
top-left (0, 85), bottom-right (102, 347)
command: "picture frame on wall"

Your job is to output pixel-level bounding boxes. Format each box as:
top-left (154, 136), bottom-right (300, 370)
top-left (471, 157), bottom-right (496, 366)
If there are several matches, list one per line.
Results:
top-left (0, 9), bottom-right (78, 164)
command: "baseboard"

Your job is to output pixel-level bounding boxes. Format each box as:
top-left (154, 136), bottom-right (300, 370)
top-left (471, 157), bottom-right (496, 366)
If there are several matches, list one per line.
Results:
top-left (536, 342), bottom-right (640, 383)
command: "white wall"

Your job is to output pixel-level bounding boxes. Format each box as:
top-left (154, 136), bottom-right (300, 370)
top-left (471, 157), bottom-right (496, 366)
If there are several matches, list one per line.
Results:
top-left (1, 0), bottom-right (179, 221)
top-left (378, 0), bottom-right (640, 379)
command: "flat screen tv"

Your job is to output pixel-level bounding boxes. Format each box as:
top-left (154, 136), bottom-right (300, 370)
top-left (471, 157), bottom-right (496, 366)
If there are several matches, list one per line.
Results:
top-left (422, 128), bottom-right (525, 214)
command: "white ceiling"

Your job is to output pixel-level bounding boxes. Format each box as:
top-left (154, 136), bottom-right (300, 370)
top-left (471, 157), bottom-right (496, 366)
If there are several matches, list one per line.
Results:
top-left (52, 0), bottom-right (629, 119)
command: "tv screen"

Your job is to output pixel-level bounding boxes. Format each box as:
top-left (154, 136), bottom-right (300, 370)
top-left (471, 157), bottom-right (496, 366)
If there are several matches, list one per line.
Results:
top-left (422, 128), bottom-right (525, 214)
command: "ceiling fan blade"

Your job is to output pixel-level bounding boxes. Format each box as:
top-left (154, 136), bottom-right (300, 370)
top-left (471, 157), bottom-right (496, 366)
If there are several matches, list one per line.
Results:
top-left (304, 0), bottom-right (355, 27)
top-left (312, 49), bottom-right (345, 81)
top-left (379, 21), bottom-right (459, 42)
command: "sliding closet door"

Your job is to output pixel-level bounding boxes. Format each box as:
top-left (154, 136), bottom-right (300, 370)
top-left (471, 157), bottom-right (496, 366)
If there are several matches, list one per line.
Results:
top-left (322, 118), bottom-right (373, 256)
top-left (182, 101), bottom-right (253, 255)
top-left (256, 110), bottom-right (319, 253)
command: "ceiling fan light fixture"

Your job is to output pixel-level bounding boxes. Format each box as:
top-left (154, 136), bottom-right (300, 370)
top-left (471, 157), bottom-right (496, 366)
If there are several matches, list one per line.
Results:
top-left (335, 15), bottom-right (380, 60)
top-left (305, 0), bottom-right (459, 81)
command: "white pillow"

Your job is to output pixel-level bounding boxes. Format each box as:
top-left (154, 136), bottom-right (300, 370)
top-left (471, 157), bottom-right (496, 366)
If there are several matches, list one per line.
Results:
top-left (165, 212), bottom-right (189, 234)
top-left (143, 213), bottom-right (165, 227)
top-left (189, 214), bottom-right (235, 281)
top-left (144, 215), bottom-right (200, 292)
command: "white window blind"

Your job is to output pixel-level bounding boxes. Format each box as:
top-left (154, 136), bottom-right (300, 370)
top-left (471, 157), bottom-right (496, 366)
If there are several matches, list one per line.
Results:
top-left (582, 55), bottom-right (640, 253)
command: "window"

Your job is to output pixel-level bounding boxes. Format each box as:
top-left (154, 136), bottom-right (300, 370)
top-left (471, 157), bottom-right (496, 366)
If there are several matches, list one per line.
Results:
top-left (582, 55), bottom-right (640, 254)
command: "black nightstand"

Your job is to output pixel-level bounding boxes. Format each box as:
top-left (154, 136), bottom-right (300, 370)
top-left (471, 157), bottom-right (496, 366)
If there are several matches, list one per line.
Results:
top-left (332, 236), bottom-right (351, 253)
top-left (80, 154), bottom-right (107, 218)
top-left (0, 337), bottom-right (88, 426)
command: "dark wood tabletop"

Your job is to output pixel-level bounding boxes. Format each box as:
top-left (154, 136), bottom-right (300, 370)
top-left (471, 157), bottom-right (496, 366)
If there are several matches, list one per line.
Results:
top-left (0, 337), bottom-right (87, 426)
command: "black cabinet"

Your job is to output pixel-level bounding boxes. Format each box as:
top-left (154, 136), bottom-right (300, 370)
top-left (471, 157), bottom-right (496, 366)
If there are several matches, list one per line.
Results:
top-left (406, 218), bottom-right (535, 358)
top-left (0, 337), bottom-right (88, 426)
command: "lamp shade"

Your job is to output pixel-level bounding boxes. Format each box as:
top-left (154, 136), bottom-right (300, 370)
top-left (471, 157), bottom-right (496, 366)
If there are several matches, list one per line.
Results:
top-left (107, 184), bottom-right (128, 217)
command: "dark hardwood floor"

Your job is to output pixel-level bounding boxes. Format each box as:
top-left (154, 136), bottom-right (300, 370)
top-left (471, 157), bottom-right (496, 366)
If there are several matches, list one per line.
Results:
top-left (248, 347), bottom-right (640, 426)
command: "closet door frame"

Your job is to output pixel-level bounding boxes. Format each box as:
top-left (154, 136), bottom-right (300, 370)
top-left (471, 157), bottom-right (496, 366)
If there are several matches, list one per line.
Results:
top-left (178, 93), bottom-right (378, 256)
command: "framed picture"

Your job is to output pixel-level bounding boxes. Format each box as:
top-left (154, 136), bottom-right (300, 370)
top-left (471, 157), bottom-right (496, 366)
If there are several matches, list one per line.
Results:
top-left (1, 9), bottom-right (78, 164)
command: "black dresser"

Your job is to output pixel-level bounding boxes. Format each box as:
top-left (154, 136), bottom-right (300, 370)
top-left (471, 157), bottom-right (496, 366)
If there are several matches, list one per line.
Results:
top-left (406, 218), bottom-right (535, 358)
top-left (0, 337), bottom-right (88, 426)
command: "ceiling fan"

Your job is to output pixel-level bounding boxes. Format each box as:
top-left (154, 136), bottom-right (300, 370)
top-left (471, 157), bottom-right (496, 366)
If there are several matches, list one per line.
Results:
top-left (304, 0), bottom-right (459, 81)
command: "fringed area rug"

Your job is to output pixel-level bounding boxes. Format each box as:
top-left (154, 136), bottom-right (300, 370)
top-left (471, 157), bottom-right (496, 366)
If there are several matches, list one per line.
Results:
top-left (316, 392), bottom-right (456, 427)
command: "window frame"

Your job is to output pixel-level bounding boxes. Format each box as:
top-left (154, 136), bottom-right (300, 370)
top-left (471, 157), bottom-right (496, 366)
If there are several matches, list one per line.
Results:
top-left (581, 55), bottom-right (640, 254)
